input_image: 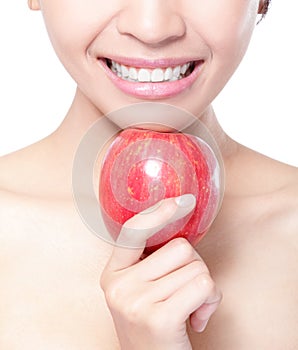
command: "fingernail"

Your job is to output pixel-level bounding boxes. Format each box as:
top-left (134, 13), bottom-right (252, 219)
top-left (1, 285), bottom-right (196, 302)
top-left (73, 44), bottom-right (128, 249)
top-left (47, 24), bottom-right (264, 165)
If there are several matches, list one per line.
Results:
top-left (197, 319), bottom-right (209, 333)
top-left (175, 194), bottom-right (196, 208)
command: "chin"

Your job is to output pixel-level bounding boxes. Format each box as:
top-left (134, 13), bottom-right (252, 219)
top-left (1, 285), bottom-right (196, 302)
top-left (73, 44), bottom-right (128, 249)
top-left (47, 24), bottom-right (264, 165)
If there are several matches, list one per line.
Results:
top-left (101, 102), bottom-right (199, 132)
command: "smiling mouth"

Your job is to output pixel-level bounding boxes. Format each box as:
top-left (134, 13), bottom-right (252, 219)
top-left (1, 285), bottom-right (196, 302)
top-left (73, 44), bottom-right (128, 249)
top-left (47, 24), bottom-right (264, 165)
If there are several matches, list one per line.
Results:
top-left (105, 58), bottom-right (196, 83)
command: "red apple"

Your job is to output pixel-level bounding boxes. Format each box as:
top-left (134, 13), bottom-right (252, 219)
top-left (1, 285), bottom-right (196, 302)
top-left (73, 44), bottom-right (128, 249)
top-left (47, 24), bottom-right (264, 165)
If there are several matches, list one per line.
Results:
top-left (99, 128), bottom-right (221, 255)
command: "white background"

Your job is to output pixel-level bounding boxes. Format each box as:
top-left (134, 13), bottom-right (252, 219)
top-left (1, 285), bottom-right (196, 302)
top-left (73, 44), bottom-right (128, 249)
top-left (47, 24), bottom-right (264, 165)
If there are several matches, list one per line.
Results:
top-left (0, 1), bottom-right (297, 166)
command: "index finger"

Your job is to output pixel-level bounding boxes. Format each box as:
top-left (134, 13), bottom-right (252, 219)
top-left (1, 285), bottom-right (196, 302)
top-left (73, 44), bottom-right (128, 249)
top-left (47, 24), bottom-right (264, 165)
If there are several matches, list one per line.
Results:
top-left (107, 194), bottom-right (196, 271)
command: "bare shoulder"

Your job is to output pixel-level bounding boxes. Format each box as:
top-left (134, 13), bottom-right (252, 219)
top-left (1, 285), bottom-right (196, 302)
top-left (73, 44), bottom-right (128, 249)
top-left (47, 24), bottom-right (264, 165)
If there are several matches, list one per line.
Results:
top-left (268, 163), bottom-right (298, 234)
top-left (0, 136), bottom-right (72, 197)
top-left (285, 167), bottom-right (298, 221)
top-left (193, 160), bottom-right (298, 349)
top-left (0, 140), bottom-right (48, 193)
top-left (242, 147), bottom-right (298, 234)
top-left (0, 146), bottom-right (31, 218)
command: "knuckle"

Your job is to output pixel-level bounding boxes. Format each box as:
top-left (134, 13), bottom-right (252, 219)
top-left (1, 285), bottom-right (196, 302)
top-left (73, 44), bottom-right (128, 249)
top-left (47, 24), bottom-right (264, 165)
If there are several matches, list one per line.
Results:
top-left (104, 281), bottom-right (152, 323)
top-left (103, 278), bottom-right (127, 307)
top-left (190, 259), bottom-right (209, 275)
top-left (122, 294), bottom-right (147, 322)
top-left (99, 269), bottom-right (109, 290)
top-left (197, 272), bottom-right (216, 294)
top-left (172, 237), bottom-right (195, 260)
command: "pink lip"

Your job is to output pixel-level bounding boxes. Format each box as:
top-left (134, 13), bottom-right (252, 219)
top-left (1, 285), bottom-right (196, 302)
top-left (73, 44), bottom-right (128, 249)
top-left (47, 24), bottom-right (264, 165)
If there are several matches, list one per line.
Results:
top-left (98, 58), bottom-right (203, 100)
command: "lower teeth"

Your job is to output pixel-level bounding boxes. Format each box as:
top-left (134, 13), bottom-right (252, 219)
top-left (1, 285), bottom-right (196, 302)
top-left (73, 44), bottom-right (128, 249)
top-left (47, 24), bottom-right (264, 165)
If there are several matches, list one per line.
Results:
top-left (113, 72), bottom-right (186, 82)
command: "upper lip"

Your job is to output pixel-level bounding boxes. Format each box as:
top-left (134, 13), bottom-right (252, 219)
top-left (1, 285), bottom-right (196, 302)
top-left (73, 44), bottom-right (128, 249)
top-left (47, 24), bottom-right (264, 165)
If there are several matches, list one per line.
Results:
top-left (101, 56), bottom-right (202, 69)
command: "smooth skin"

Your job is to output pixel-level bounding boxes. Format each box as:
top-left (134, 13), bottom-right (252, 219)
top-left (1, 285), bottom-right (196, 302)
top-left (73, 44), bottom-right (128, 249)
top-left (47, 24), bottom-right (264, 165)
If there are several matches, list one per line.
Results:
top-left (0, 0), bottom-right (297, 349)
top-left (101, 195), bottom-right (222, 350)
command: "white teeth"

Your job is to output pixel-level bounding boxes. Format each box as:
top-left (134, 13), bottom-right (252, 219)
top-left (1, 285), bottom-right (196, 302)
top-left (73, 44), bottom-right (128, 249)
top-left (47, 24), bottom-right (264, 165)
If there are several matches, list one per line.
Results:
top-left (138, 68), bottom-right (151, 82)
top-left (121, 65), bottom-right (129, 78)
top-left (116, 62), bottom-right (121, 72)
top-left (173, 66), bottom-right (181, 78)
top-left (181, 63), bottom-right (188, 75)
top-left (108, 59), bottom-right (193, 82)
top-left (129, 67), bottom-right (138, 80)
top-left (151, 68), bottom-right (164, 82)
top-left (164, 67), bottom-right (173, 80)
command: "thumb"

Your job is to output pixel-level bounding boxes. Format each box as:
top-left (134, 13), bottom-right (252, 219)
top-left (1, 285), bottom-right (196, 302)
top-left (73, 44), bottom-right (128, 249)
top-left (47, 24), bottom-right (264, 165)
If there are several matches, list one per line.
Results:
top-left (108, 194), bottom-right (196, 270)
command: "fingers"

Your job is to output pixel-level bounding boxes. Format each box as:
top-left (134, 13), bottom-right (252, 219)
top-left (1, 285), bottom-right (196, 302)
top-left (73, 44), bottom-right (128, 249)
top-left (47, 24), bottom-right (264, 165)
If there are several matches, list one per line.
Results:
top-left (100, 218), bottom-right (222, 345)
top-left (135, 237), bottom-right (207, 281)
top-left (162, 272), bottom-right (222, 329)
top-left (149, 259), bottom-right (209, 301)
top-left (190, 297), bottom-right (222, 332)
top-left (107, 194), bottom-right (196, 271)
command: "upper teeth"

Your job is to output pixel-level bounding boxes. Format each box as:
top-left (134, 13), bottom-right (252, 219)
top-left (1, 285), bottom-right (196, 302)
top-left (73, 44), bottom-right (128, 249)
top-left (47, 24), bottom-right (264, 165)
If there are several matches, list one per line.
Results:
top-left (109, 59), bottom-right (192, 82)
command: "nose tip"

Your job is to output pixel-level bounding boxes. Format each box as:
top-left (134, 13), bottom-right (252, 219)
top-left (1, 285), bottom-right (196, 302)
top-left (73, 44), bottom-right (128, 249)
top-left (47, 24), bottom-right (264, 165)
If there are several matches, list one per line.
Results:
top-left (116, 2), bottom-right (186, 47)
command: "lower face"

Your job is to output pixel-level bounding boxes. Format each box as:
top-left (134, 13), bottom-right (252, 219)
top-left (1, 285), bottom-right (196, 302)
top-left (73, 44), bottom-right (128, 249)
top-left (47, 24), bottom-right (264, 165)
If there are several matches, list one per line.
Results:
top-left (39, 0), bottom-right (260, 118)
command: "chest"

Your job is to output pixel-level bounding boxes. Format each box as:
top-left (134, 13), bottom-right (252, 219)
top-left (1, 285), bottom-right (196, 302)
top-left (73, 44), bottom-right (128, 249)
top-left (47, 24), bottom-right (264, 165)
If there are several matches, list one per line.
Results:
top-left (0, 200), bottom-right (297, 349)
top-left (0, 199), bottom-right (119, 348)
top-left (193, 213), bottom-right (298, 349)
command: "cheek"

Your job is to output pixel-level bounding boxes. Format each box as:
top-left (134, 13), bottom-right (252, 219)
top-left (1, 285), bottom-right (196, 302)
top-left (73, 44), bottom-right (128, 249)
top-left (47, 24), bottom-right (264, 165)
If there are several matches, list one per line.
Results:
top-left (40, 0), bottom-right (120, 67)
top-left (195, 1), bottom-right (258, 89)
top-left (175, 1), bottom-right (259, 113)
top-left (200, 1), bottom-right (258, 60)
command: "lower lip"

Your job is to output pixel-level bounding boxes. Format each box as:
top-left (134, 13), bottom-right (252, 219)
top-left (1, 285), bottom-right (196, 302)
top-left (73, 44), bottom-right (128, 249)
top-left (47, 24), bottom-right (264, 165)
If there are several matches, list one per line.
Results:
top-left (98, 59), bottom-right (203, 100)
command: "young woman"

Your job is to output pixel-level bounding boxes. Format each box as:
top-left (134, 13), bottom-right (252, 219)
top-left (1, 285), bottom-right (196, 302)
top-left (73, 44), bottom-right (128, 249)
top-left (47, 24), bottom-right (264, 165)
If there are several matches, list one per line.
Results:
top-left (0, 0), bottom-right (297, 349)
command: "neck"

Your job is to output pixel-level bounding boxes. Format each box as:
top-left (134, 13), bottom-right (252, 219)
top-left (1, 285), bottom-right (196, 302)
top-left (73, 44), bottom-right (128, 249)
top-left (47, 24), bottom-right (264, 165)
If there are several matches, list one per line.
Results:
top-left (53, 87), bottom-right (238, 163)
top-left (54, 88), bottom-right (104, 148)
top-left (48, 86), bottom-right (244, 203)
top-left (199, 105), bottom-right (239, 160)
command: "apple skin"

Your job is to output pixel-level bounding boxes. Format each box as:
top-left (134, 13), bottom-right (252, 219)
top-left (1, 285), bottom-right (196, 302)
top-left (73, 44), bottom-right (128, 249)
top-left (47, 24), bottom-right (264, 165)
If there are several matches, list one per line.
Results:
top-left (99, 128), bottom-right (221, 255)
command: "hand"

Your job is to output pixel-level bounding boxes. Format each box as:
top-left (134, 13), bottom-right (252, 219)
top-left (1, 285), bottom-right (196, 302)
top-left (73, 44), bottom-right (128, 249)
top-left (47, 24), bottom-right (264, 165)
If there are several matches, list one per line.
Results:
top-left (100, 194), bottom-right (222, 350)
